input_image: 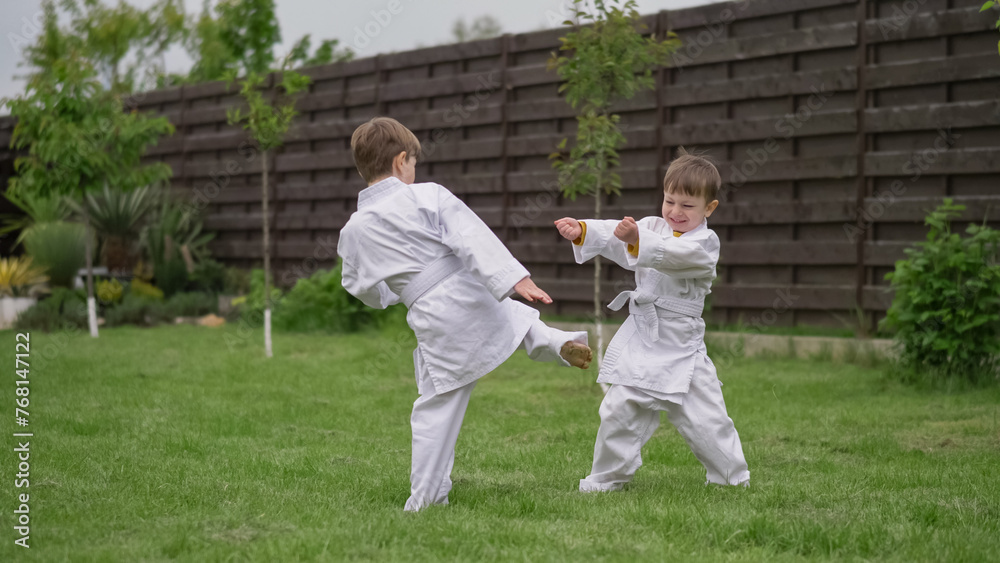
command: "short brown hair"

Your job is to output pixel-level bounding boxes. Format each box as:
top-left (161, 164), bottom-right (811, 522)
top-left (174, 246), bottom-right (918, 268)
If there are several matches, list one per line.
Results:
top-left (663, 151), bottom-right (721, 203)
top-left (350, 117), bottom-right (422, 183)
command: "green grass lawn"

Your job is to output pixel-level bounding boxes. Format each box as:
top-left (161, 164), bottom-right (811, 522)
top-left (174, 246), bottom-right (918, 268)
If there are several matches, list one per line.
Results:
top-left (2, 324), bottom-right (999, 562)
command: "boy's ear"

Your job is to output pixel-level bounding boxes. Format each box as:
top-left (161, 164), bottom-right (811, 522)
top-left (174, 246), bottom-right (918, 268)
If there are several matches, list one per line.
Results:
top-left (704, 200), bottom-right (719, 216)
top-left (392, 151), bottom-right (407, 169)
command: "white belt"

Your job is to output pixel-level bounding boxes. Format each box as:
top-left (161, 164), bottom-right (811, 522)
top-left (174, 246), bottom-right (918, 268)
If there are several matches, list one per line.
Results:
top-left (608, 289), bottom-right (703, 343)
top-left (400, 254), bottom-right (464, 308)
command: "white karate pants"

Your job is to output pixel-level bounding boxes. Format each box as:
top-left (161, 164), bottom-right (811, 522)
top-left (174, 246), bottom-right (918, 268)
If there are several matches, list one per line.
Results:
top-left (404, 320), bottom-right (587, 512)
top-left (579, 355), bottom-right (749, 491)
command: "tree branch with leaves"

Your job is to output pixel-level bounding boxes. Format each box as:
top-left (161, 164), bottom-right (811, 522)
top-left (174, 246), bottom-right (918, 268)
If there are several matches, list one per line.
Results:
top-left (226, 63), bottom-right (310, 358)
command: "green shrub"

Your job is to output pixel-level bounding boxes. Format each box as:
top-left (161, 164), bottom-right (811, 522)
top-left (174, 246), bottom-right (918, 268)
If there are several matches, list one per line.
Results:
top-left (14, 288), bottom-right (87, 332)
top-left (882, 200), bottom-right (1000, 384)
top-left (154, 258), bottom-right (189, 298)
top-left (105, 294), bottom-right (160, 327)
top-left (96, 278), bottom-right (124, 304)
top-left (164, 291), bottom-right (217, 318)
top-left (238, 269), bottom-right (283, 323)
top-left (271, 262), bottom-right (404, 333)
top-left (189, 259), bottom-right (226, 293)
top-left (129, 278), bottom-right (164, 300)
top-left (22, 221), bottom-right (89, 288)
top-left (224, 266), bottom-right (250, 295)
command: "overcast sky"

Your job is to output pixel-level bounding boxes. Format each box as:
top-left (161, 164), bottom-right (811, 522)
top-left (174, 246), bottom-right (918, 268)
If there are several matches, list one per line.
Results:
top-left (1, 0), bottom-right (717, 105)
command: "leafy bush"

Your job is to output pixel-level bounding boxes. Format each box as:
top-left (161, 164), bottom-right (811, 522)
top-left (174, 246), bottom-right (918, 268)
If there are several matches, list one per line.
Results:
top-left (224, 266), bottom-right (250, 295)
top-left (238, 269), bottom-right (284, 323)
top-left (22, 221), bottom-right (89, 288)
top-left (14, 288), bottom-right (87, 332)
top-left (154, 258), bottom-right (189, 298)
top-left (882, 200), bottom-right (1000, 384)
top-left (164, 291), bottom-right (217, 318)
top-left (105, 294), bottom-right (161, 327)
top-left (129, 278), bottom-right (164, 301)
top-left (271, 262), bottom-right (404, 333)
top-left (0, 256), bottom-right (49, 297)
top-left (189, 259), bottom-right (227, 294)
top-left (96, 278), bottom-right (124, 304)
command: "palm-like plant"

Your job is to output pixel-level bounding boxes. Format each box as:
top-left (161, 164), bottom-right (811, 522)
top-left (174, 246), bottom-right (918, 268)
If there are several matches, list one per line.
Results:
top-left (69, 184), bottom-right (157, 274)
top-left (1, 189), bottom-right (73, 245)
top-left (0, 256), bottom-right (49, 297)
top-left (2, 191), bottom-right (87, 288)
top-left (141, 194), bottom-right (215, 267)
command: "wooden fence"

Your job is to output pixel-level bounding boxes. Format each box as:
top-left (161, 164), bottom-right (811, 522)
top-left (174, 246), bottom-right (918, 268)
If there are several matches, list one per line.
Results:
top-left (1, 0), bottom-right (999, 330)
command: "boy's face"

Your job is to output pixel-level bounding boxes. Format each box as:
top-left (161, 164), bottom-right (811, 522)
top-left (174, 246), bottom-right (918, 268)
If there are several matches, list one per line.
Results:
top-left (393, 151), bottom-right (417, 184)
top-left (661, 190), bottom-right (719, 232)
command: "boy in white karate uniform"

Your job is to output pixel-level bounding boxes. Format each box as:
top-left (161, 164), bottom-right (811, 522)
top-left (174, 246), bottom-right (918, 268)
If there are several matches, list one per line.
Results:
top-left (554, 153), bottom-right (750, 491)
top-left (338, 117), bottom-right (593, 511)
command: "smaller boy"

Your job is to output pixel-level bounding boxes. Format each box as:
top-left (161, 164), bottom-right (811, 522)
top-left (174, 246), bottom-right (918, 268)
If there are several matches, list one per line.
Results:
top-left (338, 117), bottom-right (592, 512)
top-left (554, 153), bottom-right (749, 490)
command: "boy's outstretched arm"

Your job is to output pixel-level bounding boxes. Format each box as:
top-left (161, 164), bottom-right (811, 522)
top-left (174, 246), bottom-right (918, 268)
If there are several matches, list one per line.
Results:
top-left (625, 223), bottom-right (720, 278)
top-left (555, 216), bottom-right (637, 271)
top-left (436, 185), bottom-right (535, 302)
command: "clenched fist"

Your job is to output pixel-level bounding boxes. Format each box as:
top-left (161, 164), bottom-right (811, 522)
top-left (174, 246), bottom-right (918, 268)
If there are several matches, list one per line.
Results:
top-left (554, 217), bottom-right (582, 241)
top-left (614, 216), bottom-right (639, 246)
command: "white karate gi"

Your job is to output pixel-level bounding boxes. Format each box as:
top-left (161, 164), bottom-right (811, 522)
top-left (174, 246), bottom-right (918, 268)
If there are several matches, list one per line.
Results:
top-left (338, 176), bottom-right (587, 511)
top-left (571, 217), bottom-right (749, 489)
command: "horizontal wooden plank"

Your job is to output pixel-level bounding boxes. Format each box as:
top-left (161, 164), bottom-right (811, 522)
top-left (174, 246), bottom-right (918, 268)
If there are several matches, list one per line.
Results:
top-left (662, 67), bottom-right (856, 107)
top-left (865, 148), bottom-right (1000, 176)
top-left (507, 99), bottom-right (575, 122)
top-left (204, 211), bottom-right (353, 231)
top-left (506, 167), bottom-right (659, 194)
top-left (864, 241), bottom-right (911, 266)
top-left (669, 0), bottom-right (854, 29)
top-left (380, 37), bottom-right (503, 70)
top-left (663, 109), bottom-right (855, 145)
top-left (133, 85), bottom-right (183, 107)
top-left (299, 57), bottom-right (377, 81)
top-left (507, 64), bottom-right (555, 88)
top-left (717, 155), bottom-right (857, 183)
top-left (276, 151), bottom-right (355, 172)
top-left (710, 199), bottom-right (855, 226)
top-left (143, 134), bottom-right (185, 156)
top-left (510, 27), bottom-right (563, 54)
top-left (210, 240), bottom-right (338, 259)
top-left (287, 104), bottom-right (505, 144)
top-left (183, 156), bottom-right (266, 178)
top-left (507, 129), bottom-right (657, 158)
top-left (865, 100), bottom-right (1000, 133)
top-left (720, 241), bottom-right (856, 265)
top-left (865, 6), bottom-right (995, 44)
top-left (670, 21), bottom-right (857, 68)
top-left (865, 53), bottom-right (1000, 90)
top-left (858, 195), bottom-right (1000, 222)
top-left (380, 71), bottom-right (505, 102)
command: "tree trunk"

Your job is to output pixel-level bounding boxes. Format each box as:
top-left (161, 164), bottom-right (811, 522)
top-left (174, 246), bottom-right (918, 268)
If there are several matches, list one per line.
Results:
top-left (593, 177), bottom-right (605, 382)
top-left (262, 150), bottom-right (273, 358)
top-left (82, 189), bottom-right (98, 338)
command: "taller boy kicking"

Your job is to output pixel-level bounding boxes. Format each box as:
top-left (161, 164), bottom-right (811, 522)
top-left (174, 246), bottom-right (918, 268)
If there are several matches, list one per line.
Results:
top-left (338, 117), bottom-right (593, 512)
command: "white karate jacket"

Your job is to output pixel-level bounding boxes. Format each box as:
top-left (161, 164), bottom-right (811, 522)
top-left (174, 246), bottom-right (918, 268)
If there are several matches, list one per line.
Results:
top-left (573, 217), bottom-right (720, 399)
top-left (338, 177), bottom-right (537, 394)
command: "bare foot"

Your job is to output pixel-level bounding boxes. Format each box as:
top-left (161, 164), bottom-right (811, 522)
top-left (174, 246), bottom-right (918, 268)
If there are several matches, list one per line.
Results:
top-left (560, 341), bottom-right (592, 369)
